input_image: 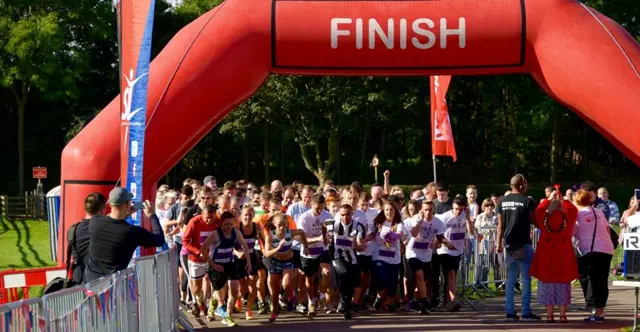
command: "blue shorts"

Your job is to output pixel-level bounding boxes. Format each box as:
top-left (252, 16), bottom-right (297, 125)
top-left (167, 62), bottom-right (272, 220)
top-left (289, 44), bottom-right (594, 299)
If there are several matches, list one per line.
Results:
top-left (375, 261), bottom-right (400, 297)
top-left (269, 258), bottom-right (295, 275)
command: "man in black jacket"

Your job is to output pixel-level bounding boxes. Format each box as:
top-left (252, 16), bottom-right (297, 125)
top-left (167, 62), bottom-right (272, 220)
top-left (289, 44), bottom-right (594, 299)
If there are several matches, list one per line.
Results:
top-left (84, 187), bottom-right (165, 283)
top-left (68, 193), bottom-right (106, 284)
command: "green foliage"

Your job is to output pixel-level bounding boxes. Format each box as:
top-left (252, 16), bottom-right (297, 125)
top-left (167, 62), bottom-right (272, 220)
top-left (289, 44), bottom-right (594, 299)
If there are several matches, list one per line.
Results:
top-left (0, 0), bottom-right (639, 194)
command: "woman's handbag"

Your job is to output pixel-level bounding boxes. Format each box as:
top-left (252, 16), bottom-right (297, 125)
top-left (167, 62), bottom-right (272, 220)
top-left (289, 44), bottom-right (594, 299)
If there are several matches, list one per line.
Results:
top-left (575, 208), bottom-right (599, 258)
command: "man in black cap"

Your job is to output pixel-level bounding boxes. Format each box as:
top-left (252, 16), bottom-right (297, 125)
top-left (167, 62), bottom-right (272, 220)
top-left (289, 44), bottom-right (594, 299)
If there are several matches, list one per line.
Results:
top-left (84, 187), bottom-right (165, 283)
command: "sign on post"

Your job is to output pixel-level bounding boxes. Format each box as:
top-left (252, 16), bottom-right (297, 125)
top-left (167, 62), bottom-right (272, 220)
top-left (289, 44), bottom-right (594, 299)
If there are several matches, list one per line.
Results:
top-left (624, 232), bottom-right (640, 251)
top-left (371, 155), bottom-right (379, 184)
top-left (32, 167), bottom-right (47, 179)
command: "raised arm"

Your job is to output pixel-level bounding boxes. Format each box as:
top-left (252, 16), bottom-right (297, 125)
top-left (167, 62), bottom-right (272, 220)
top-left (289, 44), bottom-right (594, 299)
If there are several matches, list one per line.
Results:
top-left (136, 201), bottom-right (166, 248)
top-left (383, 170), bottom-right (390, 195)
top-left (411, 219), bottom-right (422, 238)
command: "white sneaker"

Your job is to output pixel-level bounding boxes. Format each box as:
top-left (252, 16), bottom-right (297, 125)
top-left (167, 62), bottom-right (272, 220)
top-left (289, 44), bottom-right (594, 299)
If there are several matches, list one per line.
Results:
top-left (325, 304), bottom-right (334, 314)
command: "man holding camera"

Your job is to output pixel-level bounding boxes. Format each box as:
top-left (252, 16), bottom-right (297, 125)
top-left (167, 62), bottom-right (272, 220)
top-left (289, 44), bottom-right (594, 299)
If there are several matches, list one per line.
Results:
top-left (84, 187), bottom-right (165, 283)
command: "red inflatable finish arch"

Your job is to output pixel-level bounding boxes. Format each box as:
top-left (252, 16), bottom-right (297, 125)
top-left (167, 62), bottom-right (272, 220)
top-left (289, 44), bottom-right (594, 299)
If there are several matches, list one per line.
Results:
top-left (57, 0), bottom-right (640, 264)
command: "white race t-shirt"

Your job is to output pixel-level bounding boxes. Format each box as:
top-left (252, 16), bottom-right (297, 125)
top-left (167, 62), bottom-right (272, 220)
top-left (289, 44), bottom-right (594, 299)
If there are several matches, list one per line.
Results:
top-left (575, 207), bottom-right (615, 256)
top-left (372, 221), bottom-right (405, 265)
top-left (468, 203), bottom-right (480, 221)
top-left (357, 208), bottom-right (378, 256)
top-left (405, 216), bottom-right (445, 263)
top-left (298, 209), bottom-right (333, 259)
top-left (287, 202), bottom-right (311, 250)
top-left (436, 210), bottom-right (467, 257)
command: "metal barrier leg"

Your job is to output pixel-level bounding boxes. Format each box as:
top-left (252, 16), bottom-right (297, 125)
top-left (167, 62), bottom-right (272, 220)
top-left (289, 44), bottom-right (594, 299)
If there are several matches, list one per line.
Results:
top-left (176, 310), bottom-right (195, 332)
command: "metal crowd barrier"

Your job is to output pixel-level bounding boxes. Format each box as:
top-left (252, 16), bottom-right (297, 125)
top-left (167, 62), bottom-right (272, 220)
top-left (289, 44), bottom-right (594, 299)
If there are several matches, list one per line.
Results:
top-left (0, 247), bottom-right (193, 332)
top-left (455, 225), bottom-right (542, 309)
top-left (453, 223), bottom-right (622, 311)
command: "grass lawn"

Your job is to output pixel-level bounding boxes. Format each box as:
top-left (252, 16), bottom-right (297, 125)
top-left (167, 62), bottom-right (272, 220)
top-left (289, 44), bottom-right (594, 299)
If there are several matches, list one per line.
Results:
top-left (0, 217), bottom-right (56, 298)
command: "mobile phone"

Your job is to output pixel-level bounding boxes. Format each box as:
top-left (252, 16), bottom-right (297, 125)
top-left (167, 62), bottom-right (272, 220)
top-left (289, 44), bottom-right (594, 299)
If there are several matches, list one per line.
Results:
top-left (132, 201), bottom-right (144, 210)
top-left (635, 189), bottom-right (640, 200)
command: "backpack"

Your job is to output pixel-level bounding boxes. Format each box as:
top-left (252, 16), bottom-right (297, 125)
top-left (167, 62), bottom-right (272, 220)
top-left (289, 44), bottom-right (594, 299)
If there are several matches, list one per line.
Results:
top-left (43, 224), bottom-right (79, 294)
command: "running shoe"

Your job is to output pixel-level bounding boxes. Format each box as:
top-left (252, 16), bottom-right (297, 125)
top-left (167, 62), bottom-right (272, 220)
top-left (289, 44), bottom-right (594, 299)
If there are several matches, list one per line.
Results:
top-left (287, 299), bottom-right (295, 312)
top-left (522, 313), bottom-right (542, 321)
top-left (344, 308), bottom-right (352, 320)
top-left (245, 310), bottom-right (254, 320)
top-left (337, 302), bottom-right (345, 313)
top-left (373, 297), bottom-right (382, 310)
top-left (215, 306), bottom-right (228, 318)
top-left (308, 302), bottom-right (317, 316)
top-left (505, 313), bottom-right (520, 322)
top-left (584, 315), bottom-right (605, 323)
top-left (257, 301), bottom-right (267, 315)
top-left (420, 305), bottom-right (430, 315)
top-left (192, 303), bottom-right (201, 317)
top-left (221, 316), bottom-right (237, 327)
top-left (445, 301), bottom-right (461, 312)
top-left (279, 298), bottom-right (288, 311)
top-left (326, 303), bottom-right (335, 314)
top-left (269, 311), bottom-right (279, 322)
top-left (296, 303), bottom-right (307, 314)
top-left (235, 298), bottom-right (243, 312)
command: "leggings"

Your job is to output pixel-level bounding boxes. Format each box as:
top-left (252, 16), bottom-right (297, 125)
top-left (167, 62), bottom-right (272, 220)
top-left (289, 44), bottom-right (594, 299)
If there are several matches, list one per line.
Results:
top-left (334, 260), bottom-right (358, 307)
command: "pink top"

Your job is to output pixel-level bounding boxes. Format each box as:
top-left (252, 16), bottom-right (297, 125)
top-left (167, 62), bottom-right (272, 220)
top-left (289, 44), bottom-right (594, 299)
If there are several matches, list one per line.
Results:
top-left (575, 207), bottom-right (615, 256)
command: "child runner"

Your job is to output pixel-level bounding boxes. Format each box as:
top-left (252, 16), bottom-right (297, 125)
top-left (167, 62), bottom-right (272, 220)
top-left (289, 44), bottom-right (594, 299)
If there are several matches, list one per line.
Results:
top-left (263, 213), bottom-right (309, 322)
top-left (201, 211), bottom-right (253, 327)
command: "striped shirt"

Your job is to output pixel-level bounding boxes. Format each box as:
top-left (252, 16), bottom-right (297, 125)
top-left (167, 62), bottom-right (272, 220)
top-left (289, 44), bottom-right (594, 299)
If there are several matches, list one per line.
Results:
top-left (333, 220), bottom-right (363, 264)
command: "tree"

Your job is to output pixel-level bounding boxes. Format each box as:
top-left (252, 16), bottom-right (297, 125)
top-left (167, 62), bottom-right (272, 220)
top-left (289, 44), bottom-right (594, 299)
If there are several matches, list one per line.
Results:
top-left (0, 4), bottom-right (83, 193)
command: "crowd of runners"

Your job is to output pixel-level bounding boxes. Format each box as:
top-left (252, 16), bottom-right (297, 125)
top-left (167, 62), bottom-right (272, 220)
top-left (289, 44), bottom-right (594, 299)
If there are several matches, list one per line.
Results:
top-left (154, 173), bottom-right (624, 327)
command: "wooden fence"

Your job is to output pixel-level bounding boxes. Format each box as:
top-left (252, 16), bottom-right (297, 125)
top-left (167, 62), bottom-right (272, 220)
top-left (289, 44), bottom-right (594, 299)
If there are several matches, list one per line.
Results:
top-left (0, 191), bottom-right (46, 219)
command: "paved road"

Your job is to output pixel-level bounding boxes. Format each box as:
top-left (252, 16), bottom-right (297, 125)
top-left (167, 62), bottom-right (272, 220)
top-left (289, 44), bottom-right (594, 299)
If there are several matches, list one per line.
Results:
top-left (183, 286), bottom-right (635, 331)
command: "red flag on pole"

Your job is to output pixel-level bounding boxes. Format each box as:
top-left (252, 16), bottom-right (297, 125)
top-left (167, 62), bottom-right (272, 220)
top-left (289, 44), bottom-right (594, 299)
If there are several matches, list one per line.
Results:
top-left (430, 75), bottom-right (457, 162)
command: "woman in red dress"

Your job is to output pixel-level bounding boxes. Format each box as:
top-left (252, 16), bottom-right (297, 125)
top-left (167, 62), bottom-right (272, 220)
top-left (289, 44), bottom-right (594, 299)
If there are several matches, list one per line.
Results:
top-left (531, 186), bottom-right (579, 323)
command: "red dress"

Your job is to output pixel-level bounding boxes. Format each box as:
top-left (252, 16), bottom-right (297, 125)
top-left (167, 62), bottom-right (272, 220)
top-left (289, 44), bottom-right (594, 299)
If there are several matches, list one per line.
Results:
top-left (530, 199), bottom-right (579, 283)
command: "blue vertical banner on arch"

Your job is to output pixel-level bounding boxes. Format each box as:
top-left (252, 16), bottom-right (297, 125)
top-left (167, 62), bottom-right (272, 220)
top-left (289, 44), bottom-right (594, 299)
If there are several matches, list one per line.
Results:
top-left (116, 0), bottom-right (156, 258)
